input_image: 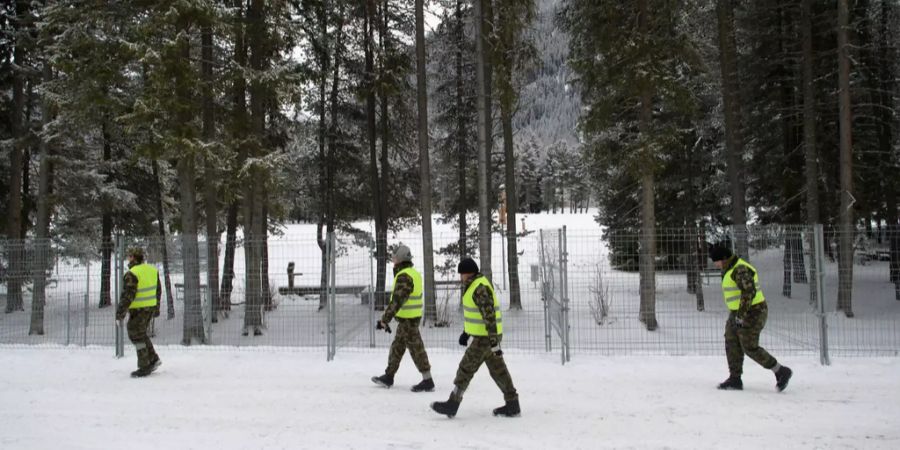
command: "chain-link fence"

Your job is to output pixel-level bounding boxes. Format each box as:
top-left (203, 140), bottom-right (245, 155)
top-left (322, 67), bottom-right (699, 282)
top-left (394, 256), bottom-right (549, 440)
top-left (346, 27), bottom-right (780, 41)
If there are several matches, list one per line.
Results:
top-left (2, 223), bottom-right (899, 363)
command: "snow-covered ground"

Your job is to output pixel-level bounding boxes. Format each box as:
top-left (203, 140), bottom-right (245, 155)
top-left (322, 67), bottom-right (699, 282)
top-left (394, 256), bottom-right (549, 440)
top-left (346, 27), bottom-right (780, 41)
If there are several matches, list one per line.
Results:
top-left (1, 347), bottom-right (899, 449)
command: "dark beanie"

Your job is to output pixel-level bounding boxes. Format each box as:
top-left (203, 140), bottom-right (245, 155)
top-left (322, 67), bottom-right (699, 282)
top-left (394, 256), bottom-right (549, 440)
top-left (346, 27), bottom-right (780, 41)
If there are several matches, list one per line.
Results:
top-left (457, 257), bottom-right (479, 274)
top-left (708, 243), bottom-right (733, 262)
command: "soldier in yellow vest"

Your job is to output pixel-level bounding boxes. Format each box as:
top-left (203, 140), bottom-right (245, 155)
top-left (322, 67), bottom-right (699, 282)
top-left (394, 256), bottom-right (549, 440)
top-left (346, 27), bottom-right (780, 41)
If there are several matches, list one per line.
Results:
top-left (710, 243), bottom-right (792, 391)
top-left (115, 247), bottom-right (162, 378)
top-left (431, 258), bottom-right (519, 418)
top-left (371, 245), bottom-right (434, 392)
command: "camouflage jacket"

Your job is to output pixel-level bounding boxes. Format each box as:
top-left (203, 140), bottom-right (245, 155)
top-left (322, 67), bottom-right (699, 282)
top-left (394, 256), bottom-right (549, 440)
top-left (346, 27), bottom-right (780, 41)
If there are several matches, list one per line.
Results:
top-left (722, 256), bottom-right (758, 318)
top-left (464, 273), bottom-right (500, 345)
top-left (381, 261), bottom-right (416, 323)
top-left (116, 262), bottom-right (162, 320)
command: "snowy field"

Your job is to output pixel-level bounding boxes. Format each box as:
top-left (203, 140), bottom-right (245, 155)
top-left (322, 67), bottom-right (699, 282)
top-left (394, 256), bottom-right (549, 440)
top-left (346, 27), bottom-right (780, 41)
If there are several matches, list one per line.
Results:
top-left (1, 347), bottom-right (899, 449)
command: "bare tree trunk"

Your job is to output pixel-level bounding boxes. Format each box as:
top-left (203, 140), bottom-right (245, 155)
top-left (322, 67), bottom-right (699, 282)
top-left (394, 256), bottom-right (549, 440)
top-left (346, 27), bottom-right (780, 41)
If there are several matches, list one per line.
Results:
top-left (878, 0), bottom-right (898, 287)
top-left (475, 0), bottom-right (492, 277)
top-left (791, 232), bottom-right (807, 283)
top-left (695, 226), bottom-right (706, 311)
top-left (29, 64), bottom-right (53, 335)
top-left (716, 0), bottom-right (748, 260)
top-left (455, 0), bottom-right (467, 260)
top-left (220, 201), bottom-right (238, 312)
top-left (501, 102), bottom-right (521, 309)
top-left (152, 160), bottom-right (175, 319)
top-left (179, 156), bottom-right (206, 344)
top-left (376, 1), bottom-right (390, 310)
top-left (243, 0), bottom-right (267, 333)
top-left (99, 122), bottom-right (113, 309)
top-left (415, 0), bottom-right (437, 320)
top-left (5, 0), bottom-right (28, 314)
top-left (782, 235), bottom-right (792, 298)
top-left (174, 17), bottom-right (206, 344)
top-left (315, 0), bottom-right (330, 312)
top-left (251, 182), bottom-right (266, 326)
top-left (837, 0), bottom-right (855, 317)
top-left (201, 19), bottom-right (221, 324)
top-left (242, 181), bottom-right (261, 331)
top-left (801, 0), bottom-right (820, 305)
top-left (638, 0), bottom-right (657, 331)
top-left (321, 2), bottom-right (346, 311)
top-left (366, 0), bottom-right (387, 311)
top-left (224, 0), bottom-right (246, 316)
top-left (261, 197), bottom-right (272, 311)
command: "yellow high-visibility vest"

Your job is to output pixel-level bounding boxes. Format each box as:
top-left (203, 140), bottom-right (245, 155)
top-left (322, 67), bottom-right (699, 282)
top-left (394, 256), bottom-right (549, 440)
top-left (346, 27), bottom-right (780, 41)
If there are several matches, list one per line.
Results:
top-left (462, 276), bottom-right (503, 336)
top-left (722, 258), bottom-right (765, 311)
top-left (391, 267), bottom-right (423, 319)
top-left (128, 263), bottom-right (159, 309)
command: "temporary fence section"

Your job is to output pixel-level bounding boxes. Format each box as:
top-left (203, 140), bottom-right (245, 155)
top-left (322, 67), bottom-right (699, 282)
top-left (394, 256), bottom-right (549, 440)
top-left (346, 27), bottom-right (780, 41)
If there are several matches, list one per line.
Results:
top-left (2, 222), bottom-right (899, 364)
top-left (539, 227), bottom-right (570, 364)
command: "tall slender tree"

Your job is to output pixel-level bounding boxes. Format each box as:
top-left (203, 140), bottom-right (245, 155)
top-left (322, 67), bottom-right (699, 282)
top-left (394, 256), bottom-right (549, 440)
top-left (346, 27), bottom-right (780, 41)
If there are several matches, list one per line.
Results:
top-left (801, 0), bottom-right (821, 306)
top-left (494, 0), bottom-right (536, 309)
top-left (474, 0), bottom-right (492, 275)
top-left (716, 0), bottom-right (748, 260)
top-left (415, 0), bottom-right (437, 320)
top-left (837, 0), bottom-right (855, 317)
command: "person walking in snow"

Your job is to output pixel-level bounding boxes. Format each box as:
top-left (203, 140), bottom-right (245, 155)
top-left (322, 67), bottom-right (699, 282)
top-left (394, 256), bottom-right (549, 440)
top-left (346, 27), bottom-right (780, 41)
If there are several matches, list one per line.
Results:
top-left (709, 243), bottom-right (792, 392)
top-left (115, 247), bottom-right (162, 378)
top-left (371, 244), bottom-right (435, 392)
top-left (431, 257), bottom-right (519, 418)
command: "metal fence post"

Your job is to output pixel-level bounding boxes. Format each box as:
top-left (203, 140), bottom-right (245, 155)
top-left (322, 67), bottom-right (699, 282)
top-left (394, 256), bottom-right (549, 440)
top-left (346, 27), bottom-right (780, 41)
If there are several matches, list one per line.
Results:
top-left (326, 232), bottom-right (336, 361)
top-left (368, 240), bottom-right (376, 348)
top-left (540, 230), bottom-right (551, 352)
top-left (83, 260), bottom-right (89, 347)
top-left (115, 235), bottom-right (125, 358)
top-left (561, 226), bottom-right (570, 364)
top-left (814, 224), bottom-right (831, 365)
top-left (205, 271), bottom-right (213, 345)
top-left (66, 293), bottom-right (71, 346)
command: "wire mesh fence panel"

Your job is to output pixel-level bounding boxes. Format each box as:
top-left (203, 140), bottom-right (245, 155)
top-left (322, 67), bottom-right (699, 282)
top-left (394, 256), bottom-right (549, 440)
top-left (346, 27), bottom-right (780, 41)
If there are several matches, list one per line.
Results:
top-left (821, 224), bottom-right (900, 356)
top-left (2, 223), bottom-right (898, 359)
top-left (0, 238), bottom-right (119, 347)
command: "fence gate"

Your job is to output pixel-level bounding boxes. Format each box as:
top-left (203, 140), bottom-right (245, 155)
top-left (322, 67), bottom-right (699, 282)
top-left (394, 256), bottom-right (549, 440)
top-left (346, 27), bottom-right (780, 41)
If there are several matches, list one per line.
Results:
top-left (325, 232), bottom-right (378, 360)
top-left (540, 227), bottom-right (570, 364)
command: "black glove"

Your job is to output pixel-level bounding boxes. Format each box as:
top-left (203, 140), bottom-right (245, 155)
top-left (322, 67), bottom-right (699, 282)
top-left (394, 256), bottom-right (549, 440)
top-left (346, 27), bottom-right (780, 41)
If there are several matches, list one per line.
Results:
top-left (458, 332), bottom-right (470, 346)
top-left (153, 307), bottom-right (161, 318)
top-left (376, 320), bottom-right (392, 334)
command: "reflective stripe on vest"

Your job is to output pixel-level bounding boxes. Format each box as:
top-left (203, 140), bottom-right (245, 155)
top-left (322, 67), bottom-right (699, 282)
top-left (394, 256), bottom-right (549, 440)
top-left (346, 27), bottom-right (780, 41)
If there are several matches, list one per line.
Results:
top-left (462, 276), bottom-right (503, 336)
top-left (391, 266), bottom-right (423, 319)
top-left (128, 263), bottom-right (159, 309)
top-left (721, 258), bottom-right (765, 311)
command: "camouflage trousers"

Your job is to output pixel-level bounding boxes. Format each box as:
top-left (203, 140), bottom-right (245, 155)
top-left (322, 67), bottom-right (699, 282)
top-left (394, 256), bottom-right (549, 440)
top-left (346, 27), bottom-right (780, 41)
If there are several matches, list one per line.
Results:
top-left (127, 308), bottom-right (160, 369)
top-left (725, 303), bottom-right (777, 377)
top-left (452, 336), bottom-right (518, 402)
top-left (385, 318), bottom-right (431, 376)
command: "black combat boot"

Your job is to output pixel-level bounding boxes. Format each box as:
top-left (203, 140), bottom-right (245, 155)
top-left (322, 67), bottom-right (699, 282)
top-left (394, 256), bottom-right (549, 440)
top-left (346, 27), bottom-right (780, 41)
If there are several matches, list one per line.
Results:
top-left (775, 366), bottom-right (793, 392)
top-left (410, 378), bottom-right (435, 393)
top-left (371, 373), bottom-right (394, 388)
top-left (492, 399), bottom-right (520, 417)
top-left (717, 376), bottom-right (743, 390)
top-left (131, 366), bottom-right (152, 378)
top-left (431, 397), bottom-right (461, 418)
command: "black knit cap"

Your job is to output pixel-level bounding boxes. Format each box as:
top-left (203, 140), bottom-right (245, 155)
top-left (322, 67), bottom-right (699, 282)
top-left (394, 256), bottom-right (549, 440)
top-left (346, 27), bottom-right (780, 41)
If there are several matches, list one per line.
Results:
top-left (457, 257), bottom-right (479, 274)
top-left (708, 243), bottom-right (733, 262)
